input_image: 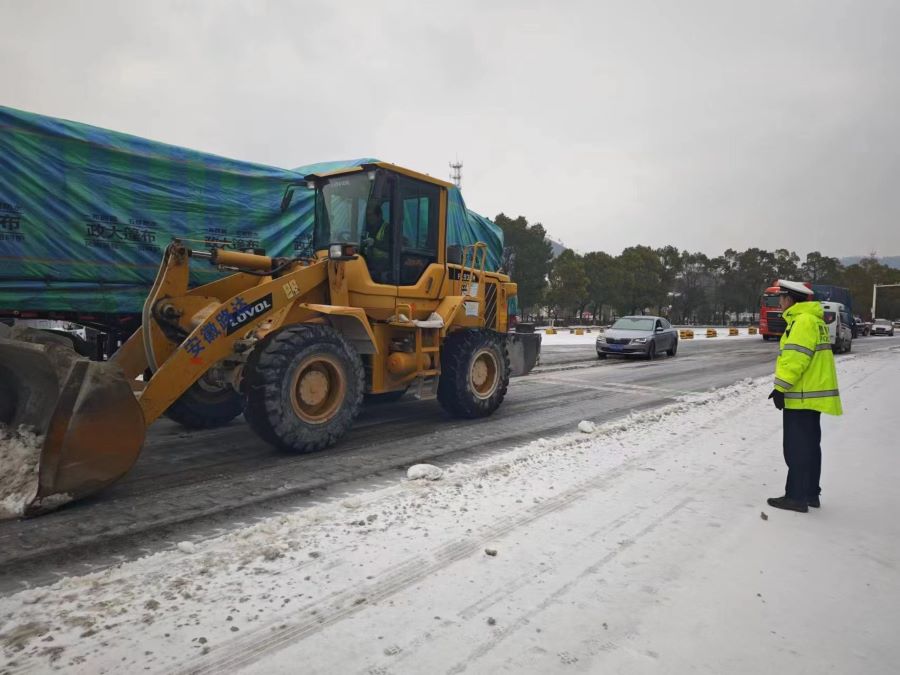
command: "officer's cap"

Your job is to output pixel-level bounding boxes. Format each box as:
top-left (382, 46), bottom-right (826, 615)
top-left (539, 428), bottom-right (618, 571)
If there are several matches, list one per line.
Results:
top-left (776, 279), bottom-right (813, 301)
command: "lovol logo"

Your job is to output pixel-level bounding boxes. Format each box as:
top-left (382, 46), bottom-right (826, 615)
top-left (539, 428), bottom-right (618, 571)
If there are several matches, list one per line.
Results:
top-left (227, 293), bottom-right (273, 335)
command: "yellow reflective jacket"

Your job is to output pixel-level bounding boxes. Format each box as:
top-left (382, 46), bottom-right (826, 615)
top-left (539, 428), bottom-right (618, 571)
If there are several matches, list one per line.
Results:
top-left (773, 301), bottom-right (842, 415)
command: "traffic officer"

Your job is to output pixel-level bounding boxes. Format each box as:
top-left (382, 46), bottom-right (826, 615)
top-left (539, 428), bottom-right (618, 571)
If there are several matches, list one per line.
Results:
top-left (767, 279), bottom-right (842, 513)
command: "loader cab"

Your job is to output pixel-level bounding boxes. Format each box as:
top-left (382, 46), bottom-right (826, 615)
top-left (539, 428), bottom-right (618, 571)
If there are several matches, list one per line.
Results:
top-left (309, 164), bottom-right (448, 287)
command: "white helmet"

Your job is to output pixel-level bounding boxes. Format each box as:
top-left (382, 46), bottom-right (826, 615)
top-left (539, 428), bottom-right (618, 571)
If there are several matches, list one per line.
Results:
top-left (776, 279), bottom-right (813, 299)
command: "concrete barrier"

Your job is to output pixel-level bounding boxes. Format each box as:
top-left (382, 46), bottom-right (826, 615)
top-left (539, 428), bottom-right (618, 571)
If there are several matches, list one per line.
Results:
top-left (544, 328), bottom-right (556, 335)
top-left (575, 328), bottom-right (584, 335)
top-left (729, 327), bottom-right (739, 336)
top-left (749, 327), bottom-right (758, 335)
top-left (706, 328), bottom-right (718, 338)
top-left (680, 329), bottom-right (695, 339)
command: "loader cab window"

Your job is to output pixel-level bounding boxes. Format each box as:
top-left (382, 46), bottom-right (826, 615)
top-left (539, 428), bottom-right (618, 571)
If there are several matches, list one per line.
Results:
top-left (397, 175), bottom-right (439, 285)
top-left (312, 168), bottom-right (439, 286)
top-left (313, 172), bottom-right (372, 248)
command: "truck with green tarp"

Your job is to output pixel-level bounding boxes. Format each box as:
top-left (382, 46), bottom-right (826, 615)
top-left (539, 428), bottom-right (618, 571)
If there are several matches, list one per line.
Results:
top-left (1, 105), bottom-right (529, 355)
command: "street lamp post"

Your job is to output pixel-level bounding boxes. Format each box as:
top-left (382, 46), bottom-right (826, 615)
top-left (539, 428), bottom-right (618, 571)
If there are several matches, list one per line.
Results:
top-left (871, 283), bottom-right (900, 319)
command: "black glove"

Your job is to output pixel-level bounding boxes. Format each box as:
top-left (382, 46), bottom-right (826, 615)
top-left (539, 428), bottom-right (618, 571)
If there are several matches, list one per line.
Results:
top-left (768, 389), bottom-right (785, 410)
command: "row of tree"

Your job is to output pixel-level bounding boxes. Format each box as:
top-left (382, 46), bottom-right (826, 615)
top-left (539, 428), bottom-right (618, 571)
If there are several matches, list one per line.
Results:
top-left (494, 214), bottom-right (900, 324)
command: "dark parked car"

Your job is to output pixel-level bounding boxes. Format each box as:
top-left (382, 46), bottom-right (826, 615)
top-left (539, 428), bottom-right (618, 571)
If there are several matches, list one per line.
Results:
top-left (597, 316), bottom-right (678, 359)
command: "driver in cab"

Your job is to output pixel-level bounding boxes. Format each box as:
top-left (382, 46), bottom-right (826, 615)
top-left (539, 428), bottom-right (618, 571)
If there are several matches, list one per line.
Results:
top-left (363, 201), bottom-right (392, 282)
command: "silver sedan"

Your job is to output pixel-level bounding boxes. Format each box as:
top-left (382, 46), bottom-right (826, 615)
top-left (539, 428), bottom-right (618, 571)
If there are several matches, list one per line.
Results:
top-left (596, 316), bottom-right (679, 359)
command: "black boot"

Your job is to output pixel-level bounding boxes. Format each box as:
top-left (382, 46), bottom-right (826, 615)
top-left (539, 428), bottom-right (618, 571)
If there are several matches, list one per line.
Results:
top-left (767, 496), bottom-right (809, 513)
top-left (808, 496), bottom-right (820, 508)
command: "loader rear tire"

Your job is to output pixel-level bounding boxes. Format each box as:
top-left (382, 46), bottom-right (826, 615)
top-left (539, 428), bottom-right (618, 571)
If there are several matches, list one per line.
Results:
top-left (437, 329), bottom-right (509, 419)
top-left (242, 324), bottom-right (364, 452)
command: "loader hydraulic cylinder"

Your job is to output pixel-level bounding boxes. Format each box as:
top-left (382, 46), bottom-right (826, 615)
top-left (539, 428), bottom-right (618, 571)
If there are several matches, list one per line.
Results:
top-left (191, 248), bottom-right (273, 272)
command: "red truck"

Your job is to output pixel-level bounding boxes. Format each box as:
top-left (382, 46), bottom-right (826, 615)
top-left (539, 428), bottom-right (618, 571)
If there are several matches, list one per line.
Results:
top-left (758, 281), bottom-right (813, 340)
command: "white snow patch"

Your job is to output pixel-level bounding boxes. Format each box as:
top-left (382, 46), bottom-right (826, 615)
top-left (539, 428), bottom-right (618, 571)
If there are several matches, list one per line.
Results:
top-left (577, 420), bottom-right (597, 433)
top-left (0, 424), bottom-right (42, 519)
top-left (34, 492), bottom-right (73, 511)
top-left (176, 541), bottom-right (197, 554)
top-left (341, 497), bottom-right (362, 509)
top-left (406, 463), bottom-right (444, 481)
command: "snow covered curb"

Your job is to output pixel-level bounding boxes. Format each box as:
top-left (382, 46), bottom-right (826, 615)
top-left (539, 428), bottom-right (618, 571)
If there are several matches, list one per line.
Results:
top-left (540, 329), bottom-right (760, 346)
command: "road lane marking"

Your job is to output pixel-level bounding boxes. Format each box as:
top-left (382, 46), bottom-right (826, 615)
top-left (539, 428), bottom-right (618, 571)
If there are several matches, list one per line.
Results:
top-left (537, 375), bottom-right (704, 398)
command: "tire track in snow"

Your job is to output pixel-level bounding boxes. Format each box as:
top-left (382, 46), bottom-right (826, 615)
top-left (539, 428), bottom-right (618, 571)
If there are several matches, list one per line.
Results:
top-left (442, 497), bottom-right (694, 675)
top-left (177, 466), bottom-right (697, 673)
top-left (358, 478), bottom-right (700, 675)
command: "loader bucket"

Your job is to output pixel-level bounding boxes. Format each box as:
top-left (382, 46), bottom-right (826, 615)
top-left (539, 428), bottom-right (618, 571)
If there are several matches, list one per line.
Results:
top-left (0, 331), bottom-right (146, 515)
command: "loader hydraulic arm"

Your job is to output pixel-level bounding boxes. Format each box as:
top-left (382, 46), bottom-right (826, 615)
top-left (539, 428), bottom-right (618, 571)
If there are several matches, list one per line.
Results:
top-left (112, 241), bottom-right (329, 425)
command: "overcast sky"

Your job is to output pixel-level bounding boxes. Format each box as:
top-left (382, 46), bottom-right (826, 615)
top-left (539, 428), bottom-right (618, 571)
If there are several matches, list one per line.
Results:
top-left (2, 0), bottom-right (898, 258)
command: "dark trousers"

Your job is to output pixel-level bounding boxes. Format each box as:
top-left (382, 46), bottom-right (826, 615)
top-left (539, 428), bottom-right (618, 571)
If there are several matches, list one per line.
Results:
top-left (782, 408), bottom-right (822, 501)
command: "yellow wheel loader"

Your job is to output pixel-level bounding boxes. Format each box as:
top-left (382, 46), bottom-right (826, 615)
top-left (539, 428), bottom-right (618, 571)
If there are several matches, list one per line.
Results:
top-left (0, 163), bottom-right (528, 515)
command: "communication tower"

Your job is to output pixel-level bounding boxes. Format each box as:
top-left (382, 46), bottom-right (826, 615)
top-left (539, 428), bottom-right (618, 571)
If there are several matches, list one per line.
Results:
top-left (449, 159), bottom-right (463, 189)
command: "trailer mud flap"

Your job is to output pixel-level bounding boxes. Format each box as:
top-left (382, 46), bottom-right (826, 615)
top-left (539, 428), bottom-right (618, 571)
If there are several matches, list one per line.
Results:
top-left (508, 333), bottom-right (541, 377)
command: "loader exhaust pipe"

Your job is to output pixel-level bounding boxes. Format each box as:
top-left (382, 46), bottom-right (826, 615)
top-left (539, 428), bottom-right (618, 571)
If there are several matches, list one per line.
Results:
top-left (0, 329), bottom-right (146, 516)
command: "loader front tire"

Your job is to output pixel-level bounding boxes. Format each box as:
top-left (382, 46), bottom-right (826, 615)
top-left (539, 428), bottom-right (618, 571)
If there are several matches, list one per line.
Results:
top-left (242, 324), bottom-right (364, 452)
top-left (437, 330), bottom-right (509, 418)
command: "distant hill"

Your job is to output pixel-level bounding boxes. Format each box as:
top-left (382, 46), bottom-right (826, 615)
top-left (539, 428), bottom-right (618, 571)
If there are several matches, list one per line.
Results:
top-left (546, 239), bottom-right (567, 258)
top-left (841, 256), bottom-right (900, 269)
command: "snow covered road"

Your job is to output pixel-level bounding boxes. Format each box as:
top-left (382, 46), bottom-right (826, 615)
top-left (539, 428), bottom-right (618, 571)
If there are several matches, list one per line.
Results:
top-left (0, 334), bottom-right (795, 589)
top-left (1, 345), bottom-right (897, 673)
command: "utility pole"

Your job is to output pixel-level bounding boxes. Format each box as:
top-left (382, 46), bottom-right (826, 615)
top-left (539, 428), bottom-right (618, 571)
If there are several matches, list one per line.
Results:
top-left (871, 283), bottom-right (900, 318)
top-left (449, 159), bottom-right (462, 189)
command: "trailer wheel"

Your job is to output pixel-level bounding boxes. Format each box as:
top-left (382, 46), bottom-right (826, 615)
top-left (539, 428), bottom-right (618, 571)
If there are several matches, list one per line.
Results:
top-left (437, 330), bottom-right (509, 418)
top-left (242, 324), bottom-right (364, 452)
top-left (147, 370), bottom-right (243, 429)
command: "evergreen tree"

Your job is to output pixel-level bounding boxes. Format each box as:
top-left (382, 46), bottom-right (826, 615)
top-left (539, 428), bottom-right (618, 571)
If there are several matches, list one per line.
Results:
top-left (494, 213), bottom-right (553, 318)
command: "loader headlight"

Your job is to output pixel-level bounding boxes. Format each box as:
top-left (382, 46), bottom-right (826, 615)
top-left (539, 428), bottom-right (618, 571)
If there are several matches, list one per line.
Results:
top-left (328, 244), bottom-right (343, 259)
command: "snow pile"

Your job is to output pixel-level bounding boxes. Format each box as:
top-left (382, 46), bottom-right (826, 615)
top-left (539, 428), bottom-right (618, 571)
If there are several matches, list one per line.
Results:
top-left (407, 463), bottom-right (443, 481)
top-left (177, 541), bottom-right (198, 554)
top-left (577, 420), bottom-right (597, 433)
top-left (0, 424), bottom-right (42, 519)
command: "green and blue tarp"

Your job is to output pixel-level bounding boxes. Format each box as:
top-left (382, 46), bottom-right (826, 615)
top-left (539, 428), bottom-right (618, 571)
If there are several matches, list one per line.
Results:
top-left (0, 105), bottom-right (503, 315)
